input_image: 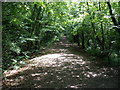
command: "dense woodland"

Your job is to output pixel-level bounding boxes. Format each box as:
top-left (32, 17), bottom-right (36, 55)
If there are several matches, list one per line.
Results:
top-left (2, 2), bottom-right (120, 70)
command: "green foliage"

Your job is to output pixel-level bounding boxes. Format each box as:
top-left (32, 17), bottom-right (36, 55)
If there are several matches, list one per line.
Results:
top-left (9, 42), bottom-right (21, 54)
top-left (2, 2), bottom-right (67, 70)
top-left (2, 2), bottom-right (120, 70)
top-left (66, 2), bottom-right (120, 66)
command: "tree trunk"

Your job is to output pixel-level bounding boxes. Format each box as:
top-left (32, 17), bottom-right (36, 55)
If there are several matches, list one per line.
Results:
top-left (118, 1), bottom-right (120, 25)
top-left (107, 2), bottom-right (120, 34)
top-left (99, 2), bottom-right (105, 51)
top-left (81, 30), bottom-right (85, 49)
top-left (87, 2), bottom-right (103, 49)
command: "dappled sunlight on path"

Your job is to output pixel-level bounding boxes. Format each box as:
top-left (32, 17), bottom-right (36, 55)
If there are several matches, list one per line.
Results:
top-left (29, 53), bottom-right (86, 68)
top-left (3, 36), bottom-right (118, 89)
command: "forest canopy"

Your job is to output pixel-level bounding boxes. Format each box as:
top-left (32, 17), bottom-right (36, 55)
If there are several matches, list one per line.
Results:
top-left (2, 2), bottom-right (120, 70)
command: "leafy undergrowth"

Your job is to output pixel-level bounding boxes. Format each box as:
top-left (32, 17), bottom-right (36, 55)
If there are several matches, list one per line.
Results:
top-left (2, 37), bottom-right (119, 89)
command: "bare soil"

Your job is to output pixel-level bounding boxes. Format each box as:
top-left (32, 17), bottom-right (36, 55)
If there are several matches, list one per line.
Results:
top-left (2, 36), bottom-right (119, 89)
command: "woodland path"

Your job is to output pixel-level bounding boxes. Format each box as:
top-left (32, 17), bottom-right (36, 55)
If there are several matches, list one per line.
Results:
top-left (3, 36), bottom-right (119, 89)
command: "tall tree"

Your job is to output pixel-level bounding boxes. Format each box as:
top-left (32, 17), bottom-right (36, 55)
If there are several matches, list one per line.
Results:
top-left (107, 2), bottom-right (120, 34)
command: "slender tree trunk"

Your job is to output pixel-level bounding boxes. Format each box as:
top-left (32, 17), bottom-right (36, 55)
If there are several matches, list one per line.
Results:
top-left (99, 2), bottom-right (105, 51)
top-left (87, 2), bottom-right (103, 49)
top-left (81, 30), bottom-right (85, 49)
top-left (73, 34), bottom-right (80, 46)
top-left (107, 2), bottom-right (120, 34)
top-left (118, 1), bottom-right (120, 25)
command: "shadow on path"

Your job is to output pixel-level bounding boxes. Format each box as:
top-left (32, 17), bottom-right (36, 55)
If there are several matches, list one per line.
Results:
top-left (3, 36), bottom-right (119, 89)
